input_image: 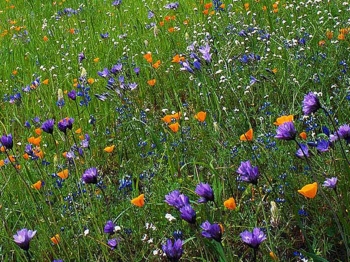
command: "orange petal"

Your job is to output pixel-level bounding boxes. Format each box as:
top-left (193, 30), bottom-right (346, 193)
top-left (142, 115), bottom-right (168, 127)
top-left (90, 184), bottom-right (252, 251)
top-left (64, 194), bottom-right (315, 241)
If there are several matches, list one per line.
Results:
top-left (131, 194), bottom-right (145, 207)
top-left (57, 169), bottom-right (69, 179)
top-left (240, 128), bottom-right (253, 141)
top-left (31, 180), bottom-right (42, 190)
top-left (104, 145), bottom-right (115, 153)
top-left (274, 115), bottom-right (294, 126)
top-left (51, 234), bottom-right (60, 244)
top-left (195, 111), bottom-right (206, 122)
top-left (298, 182), bottom-right (318, 199)
top-left (168, 122), bottom-right (180, 133)
top-left (224, 197), bottom-right (236, 210)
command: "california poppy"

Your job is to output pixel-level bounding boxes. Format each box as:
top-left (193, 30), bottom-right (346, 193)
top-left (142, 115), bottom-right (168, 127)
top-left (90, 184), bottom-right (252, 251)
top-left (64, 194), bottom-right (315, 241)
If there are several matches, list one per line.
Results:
top-left (152, 60), bottom-right (161, 69)
top-left (131, 194), bottom-right (145, 207)
top-left (57, 169), bottom-right (69, 179)
top-left (42, 79), bottom-right (49, 85)
top-left (298, 182), bottom-right (318, 199)
top-left (143, 53), bottom-right (152, 63)
top-left (104, 145), bottom-right (115, 153)
top-left (169, 122), bottom-right (180, 133)
top-left (28, 136), bottom-right (41, 146)
top-left (240, 128), bottom-right (253, 141)
top-left (299, 132), bottom-right (307, 140)
top-left (50, 234), bottom-right (60, 245)
top-left (31, 180), bottom-right (42, 190)
top-left (224, 197), bottom-right (236, 210)
top-left (195, 111), bottom-right (206, 122)
top-left (273, 115), bottom-right (294, 125)
top-left (147, 79), bottom-right (156, 86)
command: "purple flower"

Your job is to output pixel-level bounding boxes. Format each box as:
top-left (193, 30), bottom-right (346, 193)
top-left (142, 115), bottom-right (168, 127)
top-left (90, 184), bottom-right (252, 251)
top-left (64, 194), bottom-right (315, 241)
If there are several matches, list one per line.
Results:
top-left (67, 90), bottom-right (77, 100)
top-left (100, 32), bottom-right (109, 39)
top-left (179, 205), bottom-right (196, 224)
top-left (195, 183), bottom-right (214, 203)
top-left (302, 92), bottom-right (321, 115)
top-left (98, 68), bottom-right (110, 78)
top-left (107, 238), bottom-right (120, 250)
top-left (148, 10), bottom-right (154, 19)
top-left (316, 140), bottom-right (330, 153)
top-left (58, 118), bottom-right (74, 134)
top-left (1, 134), bottom-right (13, 149)
top-left (162, 239), bottom-right (183, 262)
top-left (236, 160), bottom-right (260, 185)
top-left (165, 190), bottom-right (189, 209)
top-left (104, 220), bottom-right (115, 234)
top-left (179, 61), bottom-right (194, 74)
top-left (41, 119), bottom-right (55, 134)
top-left (78, 52), bottom-right (85, 63)
top-left (275, 121), bottom-right (297, 141)
top-left (201, 221), bottom-right (222, 242)
top-left (323, 177), bottom-right (337, 189)
top-left (199, 43), bottom-right (212, 63)
top-left (111, 63), bottom-right (123, 74)
top-left (134, 67), bottom-right (140, 75)
top-left (295, 143), bottom-right (310, 158)
top-left (82, 167), bottom-right (98, 184)
top-left (337, 124), bottom-right (350, 144)
top-left (13, 228), bottom-right (37, 250)
top-left (240, 227), bottom-right (266, 249)
top-left (164, 2), bottom-right (179, 9)
top-left (112, 0), bottom-right (122, 6)
top-left (53, 260), bottom-right (63, 262)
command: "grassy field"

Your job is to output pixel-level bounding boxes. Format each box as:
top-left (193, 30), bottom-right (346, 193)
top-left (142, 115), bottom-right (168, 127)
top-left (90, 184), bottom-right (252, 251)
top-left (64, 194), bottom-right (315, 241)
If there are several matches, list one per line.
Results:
top-left (0, 0), bottom-right (349, 261)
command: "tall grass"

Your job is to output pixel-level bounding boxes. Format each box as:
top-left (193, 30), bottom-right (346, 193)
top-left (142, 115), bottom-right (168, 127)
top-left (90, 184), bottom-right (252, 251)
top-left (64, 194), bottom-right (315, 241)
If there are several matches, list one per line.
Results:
top-left (0, 0), bottom-right (349, 261)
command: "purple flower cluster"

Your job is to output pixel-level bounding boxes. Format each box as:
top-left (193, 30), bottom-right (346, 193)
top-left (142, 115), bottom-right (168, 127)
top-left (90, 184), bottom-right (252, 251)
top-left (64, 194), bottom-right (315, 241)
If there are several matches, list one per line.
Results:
top-left (165, 190), bottom-right (196, 224)
top-left (201, 221), bottom-right (222, 242)
top-left (240, 227), bottom-right (266, 249)
top-left (162, 238), bottom-right (183, 262)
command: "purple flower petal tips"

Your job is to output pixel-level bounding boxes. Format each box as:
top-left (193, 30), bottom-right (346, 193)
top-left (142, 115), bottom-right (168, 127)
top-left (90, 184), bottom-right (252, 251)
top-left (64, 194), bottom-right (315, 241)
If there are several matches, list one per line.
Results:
top-left (323, 177), bottom-right (337, 189)
top-left (302, 92), bottom-right (321, 115)
top-left (195, 183), bottom-right (214, 203)
top-left (1, 134), bottom-right (13, 149)
top-left (236, 161), bottom-right (260, 185)
top-left (275, 121), bottom-right (297, 141)
top-left (162, 239), bottom-right (183, 262)
top-left (13, 228), bottom-right (37, 250)
top-left (201, 221), bottom-right (222, 242)
top-left (240, 227), bottom-right (266, 249)
top-left (41, 119), bottom-right (55, 134)
top-left (82, 167), bottom-right (98, 184)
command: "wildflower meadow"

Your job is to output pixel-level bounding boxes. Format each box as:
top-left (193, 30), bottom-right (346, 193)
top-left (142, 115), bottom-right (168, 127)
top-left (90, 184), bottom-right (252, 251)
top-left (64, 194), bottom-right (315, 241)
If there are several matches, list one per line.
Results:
top-left (1, 0), bottom-right (350, 261)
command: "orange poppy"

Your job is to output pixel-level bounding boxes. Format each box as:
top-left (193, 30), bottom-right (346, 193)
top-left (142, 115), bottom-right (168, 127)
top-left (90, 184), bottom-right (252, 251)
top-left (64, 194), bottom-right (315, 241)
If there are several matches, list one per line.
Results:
top-left (161, 112), bottom-right (181, 123)
top-left (338, 33), bottom-right (345, 41)
top-left (28, 136), bottom-right (41, 146)
top-left (57, 169), bottom-right (69, 179)
top-left (204, 2), bottom-right (213, 9)
top-left (159, 21), bottom-right (165, 26)
top-left (93, 57), bottom-right (100, 63)
top-left (42, 79), bottom-right (49, 85)
top-left (224, 197), bottom-right (236, 210)
top-left (143, 53), bottom-right (153, 63)
top-left (31, 180), bottom-right (43, 190)
top-left (299, 132), bottom-right (307, 140)
top-left (0, 160), bottom-right (5, 167)
top-left (169, 122), bottom-right (180, 133)
top-left (88, 78), bottom-right (95, 84)
top-left (131, 194), bottom-right (145, 207)
top-left (298, 182), bottom-right (318, 199)
top-left (8, 155), bottom-right (16, 162)
top-left (51, 234), bottom-right (60, 245)
top-left (43, 36), bottom-right (48, 41)
top-left (326, 30), bottom-right (333, 40)
top-left (75, 128), bottom-right (82, 134)
top-left (104, 145), bottom-right (115, 153)
top-left (240, 128), bottom-right (253, 141)
top-left (152, 60), bottom-right (161, 69)
top-left (35, 128), bottom-right (42, 135)
top-left (202, 9), bottom-right (209, 15)
top-left (195, 111), bottom-right (207, 122)
top-left (273, 115), bottom-right (294, 125)
top-left (244, 3), bottom-right (249, 10)
top-left (147, 79), bottom-right (156, 86)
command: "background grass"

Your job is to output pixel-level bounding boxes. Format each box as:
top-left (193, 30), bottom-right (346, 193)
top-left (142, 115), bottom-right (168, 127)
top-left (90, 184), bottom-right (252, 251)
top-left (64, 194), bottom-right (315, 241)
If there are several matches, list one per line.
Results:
top-left (0, 0), bottom-right (349, 261)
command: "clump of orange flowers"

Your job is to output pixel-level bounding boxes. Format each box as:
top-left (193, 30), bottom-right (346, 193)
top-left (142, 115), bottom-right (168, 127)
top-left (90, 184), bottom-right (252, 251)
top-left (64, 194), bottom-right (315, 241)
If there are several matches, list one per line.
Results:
top-left (162, 112), bottom-right (181, 133)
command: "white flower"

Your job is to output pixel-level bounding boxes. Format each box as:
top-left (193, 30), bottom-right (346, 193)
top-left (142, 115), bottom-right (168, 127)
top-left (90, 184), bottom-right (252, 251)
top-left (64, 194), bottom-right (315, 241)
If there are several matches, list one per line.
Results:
top-left (165, 213), bottom-right (176, 222)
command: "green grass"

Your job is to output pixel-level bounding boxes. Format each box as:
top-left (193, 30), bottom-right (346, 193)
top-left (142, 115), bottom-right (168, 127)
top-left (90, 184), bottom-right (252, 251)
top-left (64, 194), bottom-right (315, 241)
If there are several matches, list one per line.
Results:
top-left (0, 0), bottom-right (349, 261)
